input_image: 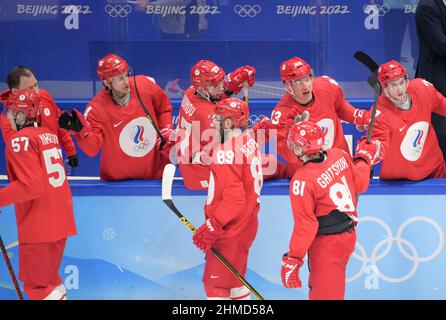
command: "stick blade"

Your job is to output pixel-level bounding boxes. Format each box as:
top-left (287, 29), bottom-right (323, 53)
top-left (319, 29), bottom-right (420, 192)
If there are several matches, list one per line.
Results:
top-left (162, 164), bottom-right (176, 201)
top-left (354, 51), bottom-right (379, 73)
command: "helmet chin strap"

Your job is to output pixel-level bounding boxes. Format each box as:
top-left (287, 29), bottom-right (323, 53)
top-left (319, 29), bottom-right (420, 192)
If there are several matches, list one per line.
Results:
top-left (196, 89), bottom-right (211, 102)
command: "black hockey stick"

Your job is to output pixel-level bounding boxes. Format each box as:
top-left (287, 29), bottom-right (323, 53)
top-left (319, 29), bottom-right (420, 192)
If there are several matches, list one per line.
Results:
top-left (133, 72), bottom-right (167, 150)
top-left (0, 235), bottom-right (24, 300)
top-left (354, 51), bottom-right (383, 178)
top-left (161, 164), bottom-right (264, 300)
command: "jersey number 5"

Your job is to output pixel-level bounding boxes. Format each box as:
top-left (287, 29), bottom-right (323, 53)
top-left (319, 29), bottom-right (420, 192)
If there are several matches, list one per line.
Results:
top-left (43, 148), bottom-right (66, 188)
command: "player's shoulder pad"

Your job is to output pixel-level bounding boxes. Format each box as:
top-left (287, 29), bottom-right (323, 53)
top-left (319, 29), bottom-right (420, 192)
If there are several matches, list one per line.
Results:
top-left (410, 77), bottom-right (435, 91)
top-left (318, 75), bottom-right (340, 87)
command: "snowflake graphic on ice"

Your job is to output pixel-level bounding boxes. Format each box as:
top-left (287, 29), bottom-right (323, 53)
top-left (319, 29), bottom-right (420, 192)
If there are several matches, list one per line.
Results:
top-left (102, 227), bottom-right (116, 241)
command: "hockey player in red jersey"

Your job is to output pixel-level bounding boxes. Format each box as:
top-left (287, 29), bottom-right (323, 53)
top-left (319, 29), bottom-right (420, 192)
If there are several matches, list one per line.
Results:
top-left (371, 60), bottom-right (446, 180)
top-left (0, 66), bottom-right (78, 168)
top-left (192, 98), bottom-right (263, 300)
top-left (58, 53), bottom-right (174, 180)
top-left (271, 56), bottom-right (371, 178)
top-left (281, 121), bottom-right (381, 300)
top-left (0, 89), bottom-right (77, 300)
top-left (176, 59), bottom-right (258, 190)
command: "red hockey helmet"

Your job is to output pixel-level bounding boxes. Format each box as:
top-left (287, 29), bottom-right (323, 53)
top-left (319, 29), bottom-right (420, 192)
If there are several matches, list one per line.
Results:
top-left (6, 89), bottom-right (41, 120)
top-left (190, 60), bottom-right (225, 90)
top-left (378, 60), bottom-right (407, 85)
top-left (97, 53), bottom-right (129, 81)
top-left (213, 98), bottom-right (249, 128)
top-left (280, 57), bottom-right (312, 81)
top-left (287, 121), bottom-right (325, 155)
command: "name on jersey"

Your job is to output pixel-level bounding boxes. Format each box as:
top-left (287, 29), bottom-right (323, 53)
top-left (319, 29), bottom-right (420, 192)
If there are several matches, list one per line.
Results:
top-left (317, 156), bottom-right (349, 188)
top-left (38, 132), bottom-right (59, 146)
top-left (181, 95), bottom-right (196, 117)
top-left (240, 138), bottom-right (258, 158)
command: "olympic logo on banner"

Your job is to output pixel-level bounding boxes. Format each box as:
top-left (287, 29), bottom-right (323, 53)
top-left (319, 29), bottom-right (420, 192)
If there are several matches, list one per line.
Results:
top-left (105, 4), bottom-right (132, 18)
top-left (248, 114), bottom-right (268, 128)
top-left (234, 5), bottom-right (261, 18)
top-left (363, 4), bottom-right (390, 17)
top-left (347, 216), bottom-right (444, 284)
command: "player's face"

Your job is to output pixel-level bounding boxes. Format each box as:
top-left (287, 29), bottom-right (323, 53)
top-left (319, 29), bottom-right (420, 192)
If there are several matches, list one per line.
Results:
top-left (205, 80), bottom-right (225, 101)
top-left (11, 75), bottom-right (39, 94)
top-left (384, 77), bottom-right (408, 102)
top-left (286, 75), bottom-right (313, 104)
top-left (108, 71), bottom-right (130, 97)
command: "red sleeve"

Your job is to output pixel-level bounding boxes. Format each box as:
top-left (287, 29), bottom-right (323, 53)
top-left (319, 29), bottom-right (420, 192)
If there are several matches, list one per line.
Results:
top-left (45, 94), bottom-right (77, 157)
top-left (370, 108), bottom-right (391, 160)
top-left (76, 105), bottom-right (104, 157)
top-left (0, 112), bottom-right (15, 143)
top-left (208, 164), bottom-right (245, 227)
top-left (288, 178), bottom-right (318, 259)
top-left (0, 137), bottom-right (44, 207)
top-left (148, 79), bottom-right (173, 129)
top-left (330, 78), bottom-right (359, 123)
top-left (427, 81), bottom-right (446, 116)
top-left (344, 150), bottom-right (371, 194)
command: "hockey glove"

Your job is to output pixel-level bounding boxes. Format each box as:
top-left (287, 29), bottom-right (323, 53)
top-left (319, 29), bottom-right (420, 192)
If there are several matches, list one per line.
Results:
top-left (251, 116), bottom-right (272, 144)
top-left (59, 109), bottom-right (90, 138)
top-left (353, 109), bottom-right (370, 132)
top-left (68, 154), bottom-right (79, 168)
top-left (281, 253), bottom-right (303, 289)
top-left (156, 126), bottom-right (174, 150)
top-left (193, 216), bottom-right (224, 253)
top-left (226, 66), bottom-right (256, 94)
top-left (354, 137), bottom-right (382, 166)
top-left (284, 110), bottom-right (310, 128)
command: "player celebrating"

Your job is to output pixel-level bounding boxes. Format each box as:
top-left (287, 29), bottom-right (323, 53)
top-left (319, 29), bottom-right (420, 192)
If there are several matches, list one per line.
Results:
top-left (371, 60), bottom-right (446, 180)
top-left (192, 98), bottom-right (263, 300)
top-left (176, 59), bottom-right (257, 190)
top-left (58, 53), bottom-right (174, 180)
top-left (0, 66), bottom-right (78, 168)
top-left (271, 56), bottom-right (370, 178)
top-left (0, 89), bottom-right (77, 300)
top-left (281, 121), bottom-right (381, 300)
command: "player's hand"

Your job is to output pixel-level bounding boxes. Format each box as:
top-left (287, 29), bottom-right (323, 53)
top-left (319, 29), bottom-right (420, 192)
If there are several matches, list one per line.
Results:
top-left (285, 110), bottom-right (309, 128)
top-left (193, 217), bottom-right (224, 253)
top-left (157, 126), bottom-right (174, 150)
top-left (226, 66), bottom-right (256, 94)
top-left (354, 137), bottom-right (382, 166)
top-left (353, 109), bottom-right (370, 132)
top-left (59, 109), bottom-right (90, 137)
top-left (251, 116), bottom-right (272, 144)
top-left (281, 253), bottom-right (303, 289)
top-left (68, 154), bottom-right (79, 168)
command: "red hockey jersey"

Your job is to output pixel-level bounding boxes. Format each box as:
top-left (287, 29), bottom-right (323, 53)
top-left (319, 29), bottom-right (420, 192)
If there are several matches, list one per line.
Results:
top-left (0, 127), bottom-right (77, 243)
top-left (288, 148), bottom-right (370, 259)
top-left (76, 75), bottom-right (173, 180)
top-left (177, 86), bottom-right (219, 190)
top-left (371, 78), bottom-right (446, 180)
top-left (0, 89), bottom-right (77, 157)
top-left (204, 133), bottom-right (263, 239)
top-left (272, 76), bottom-right (358, 177)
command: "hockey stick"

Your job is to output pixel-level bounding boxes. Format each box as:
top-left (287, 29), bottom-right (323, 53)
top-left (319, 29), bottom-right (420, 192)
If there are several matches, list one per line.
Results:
top-left (161, 164), bottom-right (264, 300)
top-left (354, 51), bottom-right (383, 178)
top-left (0, 235), bottom-right (24, 300)
top-left (133, 72), bottom-right (167, 150)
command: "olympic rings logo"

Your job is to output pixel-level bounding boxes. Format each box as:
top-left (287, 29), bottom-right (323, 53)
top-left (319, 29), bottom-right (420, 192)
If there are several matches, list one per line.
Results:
top-left (363, 4), bottom-right (390, 17)
top-left (133, 139), bottom-right (150, 151)
top-left (248, 114), bottom-right (268, 128)
top-left (234, 5), bottom-right (261, 18)
top-left (347, 216), bottom-right (444, 284)
top-left (105, 4), bottom-right (132, 18)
